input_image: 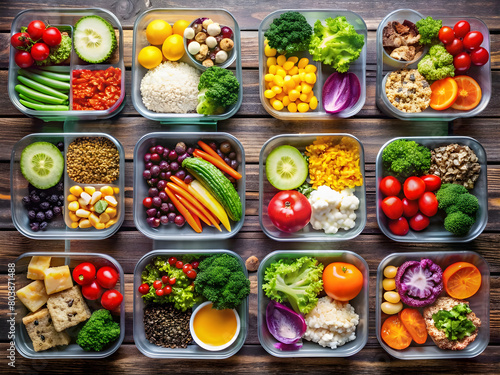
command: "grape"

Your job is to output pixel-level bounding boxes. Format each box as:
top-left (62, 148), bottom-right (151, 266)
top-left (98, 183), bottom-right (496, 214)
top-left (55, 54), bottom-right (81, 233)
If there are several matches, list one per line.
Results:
top-left (148, 187), bottom-right (159, 197)
top-left (177, 152), bottom-right (190, 164)
top-left (162, 148), bottom-right (170, 159)
top-left (184, 175), bottom-right (194, 184)
top-left (158, 191), bottom-right (168, 202)
top-left (36, 211), bottom-right (45, 222)
top-left (224, 157), bottom-right (231, 165)
top-left (175, 170), bottom-right (186, 180)
top-left (230, 159), bottom-right (239, 169)
top-left (151, 153), bottom-right (161, 163)
top-left (187, 147), bottom-right (195, 155)
top-left (144, 153), bottom-right (152, 163)
top-left (175, 142), bottom-right (187, 154)
top-left (150, 178), bottom-right (159, 186)
top-left (143, 170), bottom-right (152, 180)
top-left (30, 222), bottom-right (40, 232)
top-left (168, 203), bottom-right (175, 212)
top-left (39, 222), bottom-right (48, 231)
top-left (160, 172), bottom-right (167, 180)
top-left (146, 217), bottom-right (156, 227)
top-left (174, 215), bottom-right (186, 227)
top-left (152, 196), bottom-right (162, 208)
top-left (53, 206), bottom-right (62, 216)
top-left (153, 218), bottom-right (161, 227)
top-left (149, 146), bottom-right (157, 154)
top-left (156, 211), bottom-right (162, 218)
top-left (164, 171), bottom-right (172, 180)
top-left (146, 208), bottom-right (157, 217)
top-left (145, 162), bottom-right (153, 170)
top-left (160, 215), bottom-right (169, 225)
top-left (155, 145), bottom-right (164, 155)
top-left (228, 152), bottom-right (236, 160)
top-left (160, 203), bottom-right (170, 214)
top-left (221, 26), bottom-right (233, 39)
top-left (220, 141), bottom-right (231, 154)
top-left (168, 150), bottom-right (178, 161)
top-left (170, 161), bottom-right (179, 172)
top-left (159, 160), bottom-right (170, 171)
top-left (150, 165), bottom-right (160, 177)
top-left (168, 212), bottom-right (176, 223)
top-left (28, 210), bottom-right (36, 221)
top-left (157, 180), bottom-right (167, 191)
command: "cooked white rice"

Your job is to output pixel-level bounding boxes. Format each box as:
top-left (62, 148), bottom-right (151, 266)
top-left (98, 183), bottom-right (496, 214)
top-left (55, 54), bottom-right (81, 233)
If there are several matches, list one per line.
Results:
top-left (140, 61), bottom-right (200, 113)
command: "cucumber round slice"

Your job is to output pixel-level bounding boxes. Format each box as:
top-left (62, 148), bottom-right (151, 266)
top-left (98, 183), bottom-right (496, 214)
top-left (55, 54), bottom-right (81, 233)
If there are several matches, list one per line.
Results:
top-left (265, 145), bottom-right (308, 190)
top-left (74, 15), bottom-right (117, 64)
top-left (20, 142), bottom-right (64, 189)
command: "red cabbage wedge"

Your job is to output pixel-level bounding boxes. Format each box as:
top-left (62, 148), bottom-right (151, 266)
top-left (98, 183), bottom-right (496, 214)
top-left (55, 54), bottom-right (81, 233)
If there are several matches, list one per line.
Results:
top-left (322, 72), bottom-right (360, 114)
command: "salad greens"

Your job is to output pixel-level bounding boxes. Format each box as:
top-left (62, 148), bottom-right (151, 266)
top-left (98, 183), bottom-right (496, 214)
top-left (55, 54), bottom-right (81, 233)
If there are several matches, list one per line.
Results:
top-left (432, 303), bottom-right (477, 340)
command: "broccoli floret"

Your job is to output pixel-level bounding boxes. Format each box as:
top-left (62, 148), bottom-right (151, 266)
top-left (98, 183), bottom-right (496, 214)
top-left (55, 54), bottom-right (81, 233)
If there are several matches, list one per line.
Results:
top-left (416, 16), bottom-right (442, 45)
top-left (444, 211), bottom-right (475, 236)
top-left (418, 45), bottom-right (455, 81)
top-left (197, 67), bottom-right (240, 116)
top-left (76, 309), bottom-right (120, 351)
top-left (449, 194), bottom-right (480, 216)
top-left (194, 254), bottom-right (250, 310)
top-left (382, 139), bottom-right (431, 179)
top-left (264, 11), bottom-right (313, 55)
top-left (436, 183), bottom-right (468, 210)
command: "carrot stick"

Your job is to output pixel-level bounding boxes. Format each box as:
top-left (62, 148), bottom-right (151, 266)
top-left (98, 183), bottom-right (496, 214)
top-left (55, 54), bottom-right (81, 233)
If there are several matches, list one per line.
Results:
top-left (165, 187), bottom-right (202, 233)
top-left (170, 175), bottom-right (190, 190)
top-left (193, 149), bottom-right (242, 180)
top-left (175, 193), bottom-right (212, 228)
top-left (197, 140), bottom-right (226, 163)
top-left (168, 182), bottom-right (221, 231)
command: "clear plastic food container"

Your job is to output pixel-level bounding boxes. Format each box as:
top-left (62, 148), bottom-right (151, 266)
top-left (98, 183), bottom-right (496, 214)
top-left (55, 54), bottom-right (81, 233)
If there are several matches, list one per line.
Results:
top-left (376, 251), bottom-right (489, 359)
top-left (257, 250), bottom-right (369, 357)
top-left (376, 9), bottom-right (491, 121)
top-left (11, 133), bottom-right (125, 240)
top-left (133, 249), bottom-right (248, 359)
top-left (131, 9), bottom-right (243, 125)
top-left (14, 252), bottom-right (125, 359)
top-left (259, 134), bottom-right (366, 241)
top-left (258, 9), bottom-right (367, 120)
top-left (376, 136), bottom-right (487, 242)
top-left (133, 132), bottom-right (245, 240)
top-left (8, 8), bottom-right (126, 122)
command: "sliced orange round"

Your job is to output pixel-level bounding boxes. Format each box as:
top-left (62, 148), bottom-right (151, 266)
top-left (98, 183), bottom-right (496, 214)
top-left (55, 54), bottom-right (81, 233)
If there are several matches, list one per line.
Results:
top-left (430, 77), bottom-right (458, 110)
top-left (451, 75), bottom-right (482, 111)
top-left (443, 261), bottom-right (482, 299)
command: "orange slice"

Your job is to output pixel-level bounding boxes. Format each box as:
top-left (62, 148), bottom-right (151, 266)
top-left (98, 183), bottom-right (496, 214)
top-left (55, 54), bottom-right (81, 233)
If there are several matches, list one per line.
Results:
top-left (451, 75), bottom-right (482, 111)
top-left (443, 261), bottom-right (482, 299)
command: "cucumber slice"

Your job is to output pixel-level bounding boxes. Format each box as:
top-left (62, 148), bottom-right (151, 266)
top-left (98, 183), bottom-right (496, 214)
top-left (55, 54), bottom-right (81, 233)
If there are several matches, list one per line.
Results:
top-left (20, 142), bottom-right (64, 189)
top-left (265, 145), bottom-right (308, 190)
top-left (73, 15), bottom-right (117, 63)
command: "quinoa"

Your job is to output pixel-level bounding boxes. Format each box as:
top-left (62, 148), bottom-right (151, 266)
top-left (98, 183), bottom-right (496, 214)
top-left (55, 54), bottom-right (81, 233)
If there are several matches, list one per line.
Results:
top-left (66, 137), bottom-right (120, 184)
top-left (140, 61), bottom-right (200, 113)
top-left (143, 303), bottom-right (193, 349)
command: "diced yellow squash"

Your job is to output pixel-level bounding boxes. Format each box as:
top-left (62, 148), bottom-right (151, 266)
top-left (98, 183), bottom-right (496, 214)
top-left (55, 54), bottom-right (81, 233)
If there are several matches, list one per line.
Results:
top-left (16, 280), bottom-right (48, 312)
top-left (43, 266), bottom-right (73, 295)
top-left (27, 256), bottom-right (51, 280)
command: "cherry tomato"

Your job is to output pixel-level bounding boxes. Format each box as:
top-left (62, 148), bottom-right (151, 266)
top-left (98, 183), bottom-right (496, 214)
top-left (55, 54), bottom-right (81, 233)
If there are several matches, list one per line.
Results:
top-left (182, 263), bottom-right (193, 274)
top-left (27, 20), bottom-right (46, 40)
top-left (175, 260), bottom-right (184, 269)
top-left (168, 257), bottom-right (177, 265)
top-left (381, 315), bottom-right (413, 350)
top-left (101, 289), bottom-right (123, 310)
top-left (96, 266), bottom-right (119, 289)
top-left (153, 280), bottom-right (162, 290)
top-left (463, 31), bottom-right (483, 51)
top-left (11, 32), bottom-right (31, 49)
top-left (191, 261), bottom-right (199, 269)
top-left (439, 26), bottom-right (455, 45)
top-left (420, 175), bottom-right (442, 192)
top-left (402, 198), bottom-right (419, 218)
top-left (168, 277), bottom-right (176, 285)
top-left (82, 280), bottom-right (104, 300)
top-left (379, 176), bottom-right (401, 197)
top-left (72, 262), bottom-right (96, 285)
top-left (30, 42), bottom-right (50, 61)
top-left (143, 197), bottom-right (153, 208)
top-left (403, 176), bottom-right (426, 200)
top-left (381, 196), bottom-right (404, 220)
top-left (445, 38), bottom-right (464, 56)
top-left (453, 20), bottom-right (470, 39)
top-left (42, 27), bottom-right (61, 47)
top-left (161, 275), bottom-right (169, 284)
top-left (399, 308), bottom-right (428, 344)
top-left (470, 47), bottom-right (489, 66)
top-left (454, 52), bottom-right (472, 74)
top-left (409, 213), bottom-right (430, 231)
top-left (418, 192), bottom-right (438, 217)
top-left (186, 269), bottom-right (197, 279)
top-left (268, 190), bottom-right (311, 233)
top-left (322, 262), bottom-right (364, 301)
top-left (388, 217), bottom-right (409, 236)
top-left (138, 283), bottom-right (150, 295)
top-left (163, 285), bottom-right (172, 295)
top-left (14, 50), bottom-right (34, 68)
top-left (156, 288), bottom-right (164, 296)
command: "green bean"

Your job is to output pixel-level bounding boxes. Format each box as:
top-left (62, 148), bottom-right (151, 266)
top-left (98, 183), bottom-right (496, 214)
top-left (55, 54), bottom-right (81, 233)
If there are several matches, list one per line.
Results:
top-left (19, 99), bottom-right (69, 111)
top-left (37, 65), bottom-right (71, 73)
top-left (20, 68), bottom-right (70, 90)
top-left (15, 84), bottom-right (67, 105)
top-left (28, 68), bottom-right (70, 82)
top-left (19, 93), bottom-right (44, 104)
top-left (17, 75), bottom-right (68, 100)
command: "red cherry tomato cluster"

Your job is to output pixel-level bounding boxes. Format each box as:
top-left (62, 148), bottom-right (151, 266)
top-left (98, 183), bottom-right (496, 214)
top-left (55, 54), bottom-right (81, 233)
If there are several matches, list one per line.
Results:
top-left (73, 262), bottom-right (123, 311)
top-left (379, 175), bottom-right (441, 236)
top-left (438, 20), bottom-right (489, 74)
top-left (138, 257), bottom-right (198, 296)
top-left (11, 20), bottom-right (63, 68)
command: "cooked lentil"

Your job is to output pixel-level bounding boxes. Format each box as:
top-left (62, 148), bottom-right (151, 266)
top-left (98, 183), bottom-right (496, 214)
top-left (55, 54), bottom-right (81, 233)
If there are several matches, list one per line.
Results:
top-left (144, 303), bottom-right (193, 349)
top-left (66, 137), bottom-right (120, 184)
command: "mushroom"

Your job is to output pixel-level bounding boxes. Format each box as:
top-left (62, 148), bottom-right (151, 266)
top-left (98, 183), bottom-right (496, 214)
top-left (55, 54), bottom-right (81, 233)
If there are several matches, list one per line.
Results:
top-left (183, 27), bottom-right (195, 40)
top-left (202, 18), bottom-right (214, 30)
top-left (207, 23), bottom-right (221, 36)
top-left (187, 41), bottom-right (201, 55)
top-left (215, 50), bottom-right (228, 64)
top-left (206, 36), bottom-right (217, 49)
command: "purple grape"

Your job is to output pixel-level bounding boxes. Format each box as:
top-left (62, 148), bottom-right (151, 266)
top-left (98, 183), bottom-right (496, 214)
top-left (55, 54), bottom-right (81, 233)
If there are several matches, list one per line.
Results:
top-left (153, 218), bottom-right (161, 227)
top-left (157, 180), bottom-right (167, 191)
top-left (145, 162), bottom-right (153, 170)
top-left (175, 142), bottom-right (187, 154)
top-left (156, 211), bottom-right (162, 218)
top-left (230, 159), bottom-right (239, 169)
top-left (146, 217), bottom-right (156, 228)
top-left (194, 17), bottom-right (208, 24)
top-left (30, 222), bottom-right (40, 232)
top-left (146, 208), bottom-right (157, 217)
top-left (215, 34), bottom-right (223, 43)
top-left (177, 152), bottom-right (190, 164)
top-left (28, 210), bottom-right (36, 221)
top-left (221, 26), bottom-right (233, 39)
top-left (144, 153), bottom-right (152, 163)
top-left (150, 178), bottom-right (159, 186)
top-left (143, 170), bottom-right (152, 180)
top-left (45, 210), bottom-right (54, 221)
top-left (155, 145), bottom-right (164, 155)
top-left (151, 165), bottom-right (160, 177)
top-left (174, 215), bottom-right (186, 227)
top-left (170, 161), bottom-right (179, 172)
top-left (168, 150), bottom-right (178, 161)
top-left (22, 196), bottom-right (31, 206)
top-left (216, 149), bottom-right (224, 158)
top-left (36, 211), bottom-right (45, 222)
top-left (168, 203), bottom-right (175, 212)
top-left (39, 222), bottom-right (48, 231)
top-left (159, 160), bottom-right (170, 171)
top-left (160, 203), bottom-right (170, 214)
top-left (164, 171), bottom-right (172, 180)
top-left (228, 152), bottom-right (236, 160)
top-left (160, 215), bottom-right (169, 225)
top-left (167, 212), bottom-right (176, 223)
top-left (151, 153), bottom-right (161, 163)
top-left (160, 172), bottom-right (167, 180)
top-left (187, 147), bottom-right (195, 155)
top-left (149, 146), bottom-right (157, 154)
top-left (175, 170), bottom-right (186, 180)
top-left (224, 157), bottom-right (231, 165)
top-left (148, 187), bottom-right (159, 197)
top-left (53, 206), bottom-right (62, 216)
top-left (152, 196), bottom-right (162, 208)
top-left (184, 175), bottom-right (194, 184)
top-left (159, 191), bottom-right (168, 202)
top-left (162, 148), bottom-right (171, 159)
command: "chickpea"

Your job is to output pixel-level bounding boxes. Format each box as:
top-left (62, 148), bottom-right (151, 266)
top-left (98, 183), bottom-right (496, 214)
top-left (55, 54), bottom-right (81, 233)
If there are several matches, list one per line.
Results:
top-left (220, 38), bottom-right (234, 51)
top-left (195, 32), bottom-right (207, 44)
top-left (202, 59), bottom-right (214, 67)
top-left (384, 265), bottom-right (398, 278)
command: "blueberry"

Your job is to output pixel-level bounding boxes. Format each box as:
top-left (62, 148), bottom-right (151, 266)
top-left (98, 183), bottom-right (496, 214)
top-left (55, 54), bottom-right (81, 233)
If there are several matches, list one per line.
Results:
top-left (57, 201), bottom-right (63, 207)
top-left (31, 195), bottom-right (40, 204)
top-left (53, 206), bottom-right (62, 216)
top-left (22, 196), bottom-right (31, 206)
top-left (56, 182), bottom-right (64, 192)
top-left (30, 222), bottom-right (40, 232)
top-left (49, 194), bottom-right (59, 204)
top-left (39, 192), bottom-right (47, 200)
top-left (36, 211), bottom-right (45, 222)
top-left (45, 210), bottom-right (54, 221)
top-left (39, 222), bottom-right (48, 231)
top-left (28, 210), bottom-right (36, 221)
top-left (40, 202), bottom-right (50, 211)
top-left (56, 142), bottom-right (64, 151)
top-left (58, 195), bottom-right (64, 202)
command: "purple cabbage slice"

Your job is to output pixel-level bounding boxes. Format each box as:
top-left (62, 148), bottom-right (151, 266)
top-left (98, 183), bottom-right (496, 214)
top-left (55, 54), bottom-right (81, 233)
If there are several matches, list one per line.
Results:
top-left (322, 72), bottom-right (361, 114)
top-left (274, 342), bottom-right (303, 351)
top-left (266, 300), bottom-right (307, 345)
top-left (395, 259), bottom-right (443, 308)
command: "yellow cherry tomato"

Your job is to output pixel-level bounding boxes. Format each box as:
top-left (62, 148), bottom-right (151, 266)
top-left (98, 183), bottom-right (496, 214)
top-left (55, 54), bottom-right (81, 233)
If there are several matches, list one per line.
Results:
top-left (146, 20), bottom-right (172, 45)
top-left (172, 19), bottom-right (190, 36)
top-left (138, 46), bottom-right (163, 69)
top-left (162, 34), bottom-right (184, 61)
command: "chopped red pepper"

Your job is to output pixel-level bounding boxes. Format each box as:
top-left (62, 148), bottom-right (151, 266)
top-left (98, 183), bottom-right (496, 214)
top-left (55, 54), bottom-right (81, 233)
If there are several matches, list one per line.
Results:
top-left (72, 67), bottom-right (122, 111)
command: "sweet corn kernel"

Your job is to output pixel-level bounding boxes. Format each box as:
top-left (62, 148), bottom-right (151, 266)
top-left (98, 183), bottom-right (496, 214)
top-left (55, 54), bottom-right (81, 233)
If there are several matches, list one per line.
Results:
top-left (69, 211), bottom-right (79, 222)
top-left (95, 223), bottom-right (106, 230)
top-left (288, 66), bottom-right (299, 75)
top-left (68, 201), bottom-right (79, 211)
top-left (78, 219), bottom-right (92, 229)
top-left (297, 102), bottom-right (309, 112)
top-left (76, 209), bottom-right (91, 218)
top-left (296, 85), bottom-right (302, 92)
top-left (272, 75), bottom-right (284, 87)
top-left (275, 92), bottom-right (286, 101)
top-left (271, 86), bottom-right (282, 94)
top-left (287, 102), bottom-right (297, 112)
top-left (70, 222), bottom-right (79, 229)
top-left (288, 90), bottom-right (300, 101)
top-left (276, 54), bottom-right (286, 66)
top-left (265, 72), bottom-right (275, 81)
top-left (282, 61), bottom-right (294, 71)
top-left (287, 56), bottom-right (299, 63)
top-left (89, 213), bottom-right (100, 227)
top-left (292, 74), bottom-right (301, 84)
top-left (67, 194), bottom-right (77, 202)
top-left (310, 96), bottom-right (318, 110)
top-left (298, 57), bottom-right (309, 69)
top-left (264, 89), bottom-right (276, 99)
top-left (264, 44), bottom-right (276, 57)
top-left (276, 68), bottom-right (286, 78)
top-left (69, 186), bottom-right (83, 197)
top-left (272, 100), bottom-right (284, 110)
top-left (90, 191), bottom-right (102, 206)
top-left (105, 207), bottom-right (118, 219)
top-left (99, 213), bottom-right (111, 224)
top-left (298, 68), bottom-right (305, 74)
top-left (305, 72), bottom-right (316, 84)
top-left (282, 96), bottom-right (291, 106)
top-left (305, 64), bottom-right (317, 73)
top-left (89, 205), bottom-right (95, 212)
top-left (105, 219), bottom-right (117, 228)
top-left (299, 93), bottom-right (309, 102)
top-left (79, 192), bottom-right (91, 206)
top-left (100, 186), bottom-right (113, 196)
top-left (104, 195), bottom-right (118, 207)
top-left (84, 186), bottom-right (96, 195)
top-left (299, 72), bottom-right (306, 81)
top-left (78, 198), bottom-right (88, 208)
top-left (301, 82), bottom-right (312, 94)
top-left (267, 57), bottom-right (277, 67)
top-left (113, 187), bottom-right (120, 195)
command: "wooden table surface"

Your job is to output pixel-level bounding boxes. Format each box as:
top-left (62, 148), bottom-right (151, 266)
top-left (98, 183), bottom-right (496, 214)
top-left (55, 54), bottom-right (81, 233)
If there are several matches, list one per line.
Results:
top-left (1, 1), bottom-right (499, 373)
